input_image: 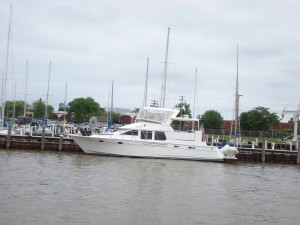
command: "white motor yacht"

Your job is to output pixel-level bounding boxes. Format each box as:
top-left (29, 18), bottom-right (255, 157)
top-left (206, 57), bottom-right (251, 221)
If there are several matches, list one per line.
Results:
top-left (71, 107), bottom-right (238, 162)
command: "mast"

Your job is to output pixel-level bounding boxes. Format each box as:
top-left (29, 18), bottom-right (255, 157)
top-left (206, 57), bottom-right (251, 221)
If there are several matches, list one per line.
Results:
top-left (192, 68), bottom-right (197, 131)
top-left (23, 60), bottom-right (28, 117)
top-left (234, 45), bottom-right (239, 146)
top-left (63, 82), bottom-right (68, 121)
top-left (143, 57), bottom-right (149, 107)
top-left (108, 81), bottom-right (114, 129)
top-left (44, 61), bottom-right (51, 125)
top-left (1, 5), bottom-right (12, 130)
top-left (160, 27), bottom-right (170, 108)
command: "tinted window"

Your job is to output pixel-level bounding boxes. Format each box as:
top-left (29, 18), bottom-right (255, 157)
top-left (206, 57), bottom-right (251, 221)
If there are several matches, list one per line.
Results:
top-left (123, 130), bottom-right (138, 136)
top-left (141, 131), bottom-right (152, 140)
top-left (155, 132), bottom-right (166, 140)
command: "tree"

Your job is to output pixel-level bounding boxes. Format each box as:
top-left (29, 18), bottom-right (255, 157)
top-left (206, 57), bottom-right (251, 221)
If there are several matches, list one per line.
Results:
top-left (4, 100), bottom-right (27, 117)
top-left (174, 102), bottom-right (192, 118)
top-left (172, 102), bottom-right (193, 129)
top-left (131, 108), bottom-right (140, 113)
top-left (67, 97), bottom-right (104, 123)
top-left (200, 110), bottom-right (223, 129)
top-left (32, 98), bottom-right (54, 119)
top-left (240, 106), bottom-right (280, 131)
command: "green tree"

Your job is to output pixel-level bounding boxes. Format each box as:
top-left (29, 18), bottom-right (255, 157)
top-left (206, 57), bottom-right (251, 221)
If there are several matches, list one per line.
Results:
top-left (200, 110), bottom-right (223, 129)
top-left (4, 100), bottom-right (28, 117)
top-left (172, 102), bottom-right (193, 130)
top-left (240, 106), bottom-right (280, 131)
top-left (174, 102), bottom-right (192, 118)
top-left (32, 98), bottom-right (54, 119)
top-left (67, 97), bottom-right (104, 123)
top-left (113, 112), bottom-right (121, 124)
top-left (131, 108), bottom-right (140, 113)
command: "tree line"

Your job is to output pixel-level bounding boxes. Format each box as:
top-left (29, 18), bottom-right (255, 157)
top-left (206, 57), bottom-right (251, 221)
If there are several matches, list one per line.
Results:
top-left (3, 97), bottom-right (292, 132)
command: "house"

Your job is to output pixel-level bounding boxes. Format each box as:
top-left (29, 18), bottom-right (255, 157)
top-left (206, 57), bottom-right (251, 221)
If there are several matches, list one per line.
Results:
top-left (119, 113), bottom-right (137, 125)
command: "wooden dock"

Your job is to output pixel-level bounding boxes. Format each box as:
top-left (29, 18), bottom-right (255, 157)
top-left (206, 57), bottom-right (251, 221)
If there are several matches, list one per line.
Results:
top-left (1, 134), bottom-right (299, 164)
top-left (0, 135), bottom-right (82, 152)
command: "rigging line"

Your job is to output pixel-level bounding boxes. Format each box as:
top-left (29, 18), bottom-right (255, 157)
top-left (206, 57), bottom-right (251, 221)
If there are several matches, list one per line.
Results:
top-left (283, 85), bottom-right (300, 110)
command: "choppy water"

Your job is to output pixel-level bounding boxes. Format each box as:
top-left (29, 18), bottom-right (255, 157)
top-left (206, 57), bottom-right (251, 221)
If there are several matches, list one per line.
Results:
top-left (0, 149), bottom-right (300, 225)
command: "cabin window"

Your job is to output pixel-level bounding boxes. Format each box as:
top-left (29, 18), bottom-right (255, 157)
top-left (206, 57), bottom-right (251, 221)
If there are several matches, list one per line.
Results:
top-left (141, 131), bottom-right (152, 140)
top-left (123, 130), bottom-right (138, 136)
top-left (154, 131), bottom-right (166, 140)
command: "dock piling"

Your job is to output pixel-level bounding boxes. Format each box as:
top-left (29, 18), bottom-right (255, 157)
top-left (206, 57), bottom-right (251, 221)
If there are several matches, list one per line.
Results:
top-left (59, 135), bottom-right (63, 151)
top-left (41, 126), bottom-right (45, 150)
top-left (262, 139), bottom-right (266, 162)
top-left (297, 141), bottom-right (300, 165)
top-left (6, 125), bottom-right (12, 149)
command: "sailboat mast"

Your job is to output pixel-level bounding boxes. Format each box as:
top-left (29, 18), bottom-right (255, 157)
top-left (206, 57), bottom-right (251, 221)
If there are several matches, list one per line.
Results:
top-left (160, 27), bottom-right (170, 108)
top-left (109, 81), bottom-right (114, 129)
top-left (234, 46), bottom-right (239, 145)
top-left (1, 5), bottom-right (12, 130)
top-left (63, 82), bottom-right (68, 121)
top-left (192, 68), bottom-right (197, 131)
top-left (143, 57), bottom-right (149, 107)
top-left (23, 60), bottom-right (28, 117)
top-left (44, 61), bottom-right (51, 125)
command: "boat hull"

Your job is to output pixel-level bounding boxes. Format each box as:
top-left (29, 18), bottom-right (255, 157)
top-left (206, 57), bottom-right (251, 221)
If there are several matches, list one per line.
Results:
top-left (72, 135), bottom-right (226, 162)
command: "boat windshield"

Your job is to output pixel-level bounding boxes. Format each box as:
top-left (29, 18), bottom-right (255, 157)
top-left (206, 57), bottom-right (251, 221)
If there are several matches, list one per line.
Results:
top-left (136, 108), bottom-right (177, 124)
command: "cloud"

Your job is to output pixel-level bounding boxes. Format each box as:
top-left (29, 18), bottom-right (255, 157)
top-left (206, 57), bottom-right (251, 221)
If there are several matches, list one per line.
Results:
top-left (0, 0), bottom-right (299, 122)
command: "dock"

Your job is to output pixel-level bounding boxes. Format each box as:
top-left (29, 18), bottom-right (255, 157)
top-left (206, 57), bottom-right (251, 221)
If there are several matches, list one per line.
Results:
top-left (1, 134), bottom-right (299, 164)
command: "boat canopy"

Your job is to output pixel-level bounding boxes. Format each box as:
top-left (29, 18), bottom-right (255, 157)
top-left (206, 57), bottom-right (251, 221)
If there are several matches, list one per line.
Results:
top-left (136, 107), bottom-right (179, 124)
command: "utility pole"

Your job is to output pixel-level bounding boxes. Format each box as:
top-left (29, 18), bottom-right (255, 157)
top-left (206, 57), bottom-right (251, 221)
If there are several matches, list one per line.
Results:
top-left (150, 100), bottom-right (159, 108)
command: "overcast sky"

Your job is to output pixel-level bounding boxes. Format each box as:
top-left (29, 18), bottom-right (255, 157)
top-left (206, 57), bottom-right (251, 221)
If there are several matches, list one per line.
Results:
top-left (0, 0), bottom-right (299, 121)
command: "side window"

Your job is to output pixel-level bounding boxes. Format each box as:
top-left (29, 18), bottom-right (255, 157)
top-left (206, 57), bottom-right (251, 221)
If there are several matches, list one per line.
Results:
top-left (123, 130), bottom-right (138, 136)
top-left (155, 132), bottom-right (166, 140)
top-left (141, 131), bottom-right (152, 140)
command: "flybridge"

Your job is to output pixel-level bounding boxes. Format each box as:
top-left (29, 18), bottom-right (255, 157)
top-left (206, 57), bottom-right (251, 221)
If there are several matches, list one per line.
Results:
top-left (136, 107), bottom-right (179, 125)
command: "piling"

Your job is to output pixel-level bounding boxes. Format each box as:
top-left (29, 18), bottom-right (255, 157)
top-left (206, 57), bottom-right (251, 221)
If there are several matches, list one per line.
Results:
top-left (41, 126), bottom-right (45, 150)
top-left (6, 125), bottom-right (12, 149)
top-left (297, 141), bottom-right (300, 165)
top-left (58, 135), bottom-right (63, 151)
top-left (262, 139), bottom-right (266, 162)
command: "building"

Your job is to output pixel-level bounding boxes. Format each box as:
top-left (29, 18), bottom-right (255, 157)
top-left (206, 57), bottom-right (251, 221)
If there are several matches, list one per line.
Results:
top-left (119, 113), bottom-right (137, 125)
top-left (221, 120), bottom-right (293, 131)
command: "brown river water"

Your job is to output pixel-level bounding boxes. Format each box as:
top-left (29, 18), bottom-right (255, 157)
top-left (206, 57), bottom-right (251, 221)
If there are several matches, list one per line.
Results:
top-left (0, 149), bottom-right (300, 225)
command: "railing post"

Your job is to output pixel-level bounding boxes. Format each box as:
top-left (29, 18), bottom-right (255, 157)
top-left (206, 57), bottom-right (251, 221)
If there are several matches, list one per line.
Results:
top-left (262, 139), bottom-right (266, 162)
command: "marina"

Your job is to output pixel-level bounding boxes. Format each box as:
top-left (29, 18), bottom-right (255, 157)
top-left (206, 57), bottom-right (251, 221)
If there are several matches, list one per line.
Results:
top-left (1, 133), bottom-right (300, 164)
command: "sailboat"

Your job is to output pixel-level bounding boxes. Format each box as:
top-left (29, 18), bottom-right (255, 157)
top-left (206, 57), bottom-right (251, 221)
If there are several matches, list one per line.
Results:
top-left (71, 28), bottom-right (239, 162)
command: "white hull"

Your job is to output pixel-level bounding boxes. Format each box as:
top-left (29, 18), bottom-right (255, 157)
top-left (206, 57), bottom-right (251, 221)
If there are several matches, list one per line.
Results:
top-left (72, 135), bottom-right (227, 162)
